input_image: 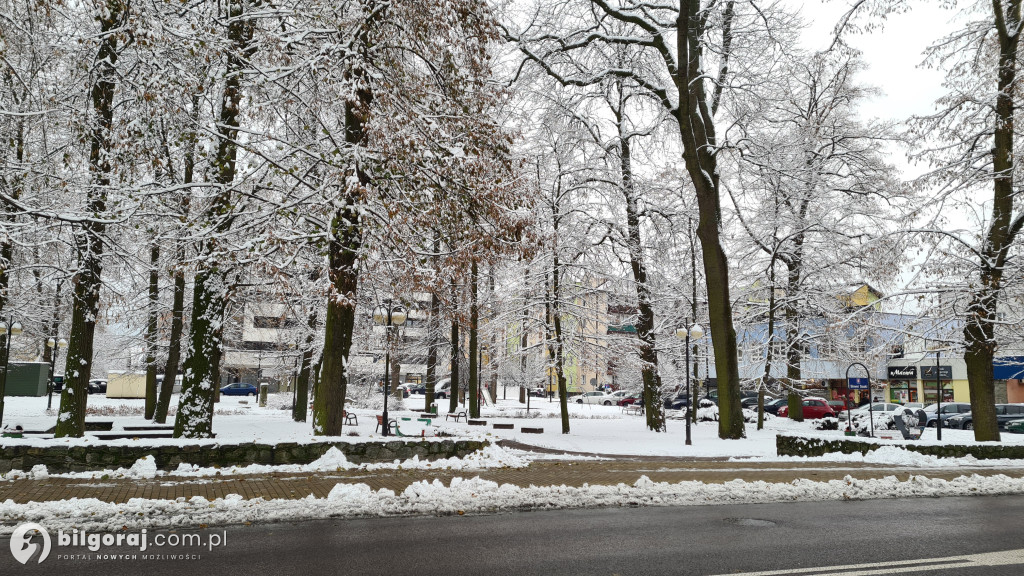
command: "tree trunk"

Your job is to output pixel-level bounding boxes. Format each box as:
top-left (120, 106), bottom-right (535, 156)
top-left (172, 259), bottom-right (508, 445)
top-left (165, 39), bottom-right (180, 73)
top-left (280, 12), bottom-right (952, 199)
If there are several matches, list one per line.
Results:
top-left (54, 0), bottom-right (125, 437)
top-left (293, 309), bottom-right (316, 422)
top-left (759, 257), bottom-right (779, 431)
top-left (144, 241), bottom-right (159, 420)
top-left (785, 258), bottom-right (805, 422)
top-left (313, 202), bottom-right (362, 436)
top-left (0, 118), bottom-right (23, 426)
top-left (449, 299), bottom-right (461, 414)
top-left (155, 250), bottom-right (186, 423)
top-left (550, 254), bottom-right (570, 434)
top-left (674, 1), bottom-right (743, 439)
top-left (619, 134), bottom-right (665, 432)
top-left (155, 98), bottom-right (196, 425)
top-left (962, 1), bottom-right (1023, 442)
top-left (425, 289), bottom-right (440, 409)
top-left (174, 0), bottom-right (254, 438)
top-left (468, 260), bottom-right (480, 418)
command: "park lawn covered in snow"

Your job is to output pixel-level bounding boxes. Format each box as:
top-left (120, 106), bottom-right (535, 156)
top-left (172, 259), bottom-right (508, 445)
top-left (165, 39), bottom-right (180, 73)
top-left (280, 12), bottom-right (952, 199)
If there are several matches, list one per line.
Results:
top-left (2, 392), bottom-right (1024, 458)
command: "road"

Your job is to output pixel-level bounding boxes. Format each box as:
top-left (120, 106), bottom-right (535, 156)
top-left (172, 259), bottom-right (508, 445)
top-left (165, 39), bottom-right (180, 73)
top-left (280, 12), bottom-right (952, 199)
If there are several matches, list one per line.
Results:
top-left (3, 495), bottom-right (1023, 575)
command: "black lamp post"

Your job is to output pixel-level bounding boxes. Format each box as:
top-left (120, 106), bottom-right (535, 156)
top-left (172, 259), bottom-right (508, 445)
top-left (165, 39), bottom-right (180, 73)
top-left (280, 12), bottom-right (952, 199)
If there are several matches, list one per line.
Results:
top-left (0, 316), bottom-right (24, 428)
top-left (934, 345), bottom-right (942, 442)
top-left (46, 337), bottom-right (68, 411)
top-left (676, 319), bottom-right (705, 446)
top-left (373, 302), bottom-right (407, 436)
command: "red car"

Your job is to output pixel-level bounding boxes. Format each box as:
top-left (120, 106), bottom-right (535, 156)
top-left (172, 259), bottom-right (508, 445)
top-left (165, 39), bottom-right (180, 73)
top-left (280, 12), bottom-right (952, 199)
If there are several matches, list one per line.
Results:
top-left (777, 398), bottom-right (836, 419)
top-left (617, 393), bottom-right (643, 407)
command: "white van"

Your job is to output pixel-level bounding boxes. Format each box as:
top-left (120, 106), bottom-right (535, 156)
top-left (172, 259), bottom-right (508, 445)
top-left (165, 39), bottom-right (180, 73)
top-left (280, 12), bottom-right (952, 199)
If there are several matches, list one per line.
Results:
top-left (434, 378), bottom-right (451, 399)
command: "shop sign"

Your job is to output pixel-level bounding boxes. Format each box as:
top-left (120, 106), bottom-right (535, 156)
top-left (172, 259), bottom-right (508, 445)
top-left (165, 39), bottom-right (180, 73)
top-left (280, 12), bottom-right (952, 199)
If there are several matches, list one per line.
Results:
top-left (888, 366), bottom-right (917, 379)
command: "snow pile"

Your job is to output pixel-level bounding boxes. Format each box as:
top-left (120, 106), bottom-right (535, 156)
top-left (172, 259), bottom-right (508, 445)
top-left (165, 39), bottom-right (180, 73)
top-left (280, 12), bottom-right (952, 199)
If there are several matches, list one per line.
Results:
top-left (3, 472), bottom-right (1024, 535)
top-left (363, 443), bottom-right (530, 471)
top-left (0, 444), bottom-right (530, 482)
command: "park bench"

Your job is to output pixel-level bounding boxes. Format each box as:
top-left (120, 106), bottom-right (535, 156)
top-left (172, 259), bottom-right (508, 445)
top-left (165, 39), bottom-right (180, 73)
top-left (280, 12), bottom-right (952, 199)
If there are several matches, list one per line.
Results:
top-left (375, 414), bottom-right (397, 434)
top-left (446, 411), bottom-right (467, 423)
top-left (623, 405), bottom-right (643, 416)
top-left (343, 411), bottom-right (357, 426)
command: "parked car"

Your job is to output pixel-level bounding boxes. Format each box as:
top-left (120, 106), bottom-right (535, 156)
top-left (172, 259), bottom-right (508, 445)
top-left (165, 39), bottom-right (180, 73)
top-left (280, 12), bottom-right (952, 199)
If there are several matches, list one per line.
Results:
top-left (763, 397), bottom-right (790, 416)
top-left (528, 387), bottom-right (546, 398)
top-left (847, 402), bottom-right (908, 417)
top-left (664, 394), bottom-right (691, 410)
top-left (920, 402), bottom-right (972, 427)
top-left (220, 382), bottom-right (258, 396)
top-left (618, 393), bottom-right (643, 407)
top-left (575, 391), bottom-right (615, 405)
top-left (87, 379), bottom-right (108, 394)
top-left (50, 375), bottom-right (64, 393)
top-left (741, 395), bottom-right (775, 409)
top-left (827, 400), bottom-right (851, 416)
top-left (945, 404), bottom-right (1024, 430)
top-left (777, 397), bottom-right (836, 419)
top-left (1007, 419), bottom-right (1024, 434)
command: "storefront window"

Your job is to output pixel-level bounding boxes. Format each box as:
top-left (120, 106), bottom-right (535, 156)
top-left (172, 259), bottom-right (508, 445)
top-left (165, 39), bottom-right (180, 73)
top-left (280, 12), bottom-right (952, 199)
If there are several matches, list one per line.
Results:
top-left (889, 380), bottom-right (917, 403)
top-left (923, 383), bottom-right (954, 404)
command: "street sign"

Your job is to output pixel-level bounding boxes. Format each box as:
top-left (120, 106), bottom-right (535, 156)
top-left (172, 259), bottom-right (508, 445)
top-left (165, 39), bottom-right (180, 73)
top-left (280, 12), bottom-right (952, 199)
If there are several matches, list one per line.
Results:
top-left (847, 377), bottom-right (870, 390)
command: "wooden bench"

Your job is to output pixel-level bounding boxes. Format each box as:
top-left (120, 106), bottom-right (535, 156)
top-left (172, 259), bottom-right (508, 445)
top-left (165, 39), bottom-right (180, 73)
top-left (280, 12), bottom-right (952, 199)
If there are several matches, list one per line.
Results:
top-left (446, 411), bottom-right (467, 423)
top-left (492, 423), bottom-right (514, 430)
top-left (375, 414), bottom-right (397, 434)
top-left (468, 419), bottom-right (487, 426)
top-left (623, 405), bottom-right (644, 416)
top-left (521, 427), bottom-right (544, 434)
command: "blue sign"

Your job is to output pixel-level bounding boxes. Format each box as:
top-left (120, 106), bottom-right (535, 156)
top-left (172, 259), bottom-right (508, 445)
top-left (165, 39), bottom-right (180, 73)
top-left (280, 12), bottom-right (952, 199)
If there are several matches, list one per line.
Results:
top-left (847, 377), bottom-right (870, 390)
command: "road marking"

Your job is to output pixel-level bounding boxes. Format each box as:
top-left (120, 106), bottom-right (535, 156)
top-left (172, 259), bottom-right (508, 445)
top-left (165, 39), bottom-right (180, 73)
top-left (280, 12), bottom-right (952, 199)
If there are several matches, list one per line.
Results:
top-left (707, 548), bottom-right (1024, 576)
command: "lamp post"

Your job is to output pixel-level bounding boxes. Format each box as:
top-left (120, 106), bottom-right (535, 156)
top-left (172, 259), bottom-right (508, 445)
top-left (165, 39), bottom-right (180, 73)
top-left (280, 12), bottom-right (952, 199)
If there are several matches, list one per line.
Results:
top-left (0, 316), bottom-right (24, 428)
top-left (676, 320), bottom-right (705, 446)
top-left (46, 337), bottom-right (68, 411)
top-left (934, 344), bottom-right (942, 442)
top-left (373, 302), bottom-right (407, 437)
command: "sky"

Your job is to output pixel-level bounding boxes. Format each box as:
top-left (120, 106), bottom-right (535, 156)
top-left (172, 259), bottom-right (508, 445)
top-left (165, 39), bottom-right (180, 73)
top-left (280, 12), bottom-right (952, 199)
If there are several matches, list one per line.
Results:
top-left (793, 1), bottom-right (959, 132)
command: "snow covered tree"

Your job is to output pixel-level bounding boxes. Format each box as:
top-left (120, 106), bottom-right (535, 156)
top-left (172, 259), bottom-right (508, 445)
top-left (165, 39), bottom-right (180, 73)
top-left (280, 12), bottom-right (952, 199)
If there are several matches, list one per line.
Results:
top-left (510, 0), bottom-right (799, 438)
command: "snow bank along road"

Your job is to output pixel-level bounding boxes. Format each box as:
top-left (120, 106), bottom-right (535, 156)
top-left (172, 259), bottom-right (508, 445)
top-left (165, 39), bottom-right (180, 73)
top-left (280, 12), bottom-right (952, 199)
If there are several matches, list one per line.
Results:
top-left (3, 444), bottom-right (1024, 535)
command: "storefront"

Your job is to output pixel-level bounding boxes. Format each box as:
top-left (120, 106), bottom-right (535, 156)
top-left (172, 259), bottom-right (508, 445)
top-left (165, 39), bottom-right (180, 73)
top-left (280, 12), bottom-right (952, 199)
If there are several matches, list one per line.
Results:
top-left (920, 364), bottom-right (955, 404)
top-left (887, 366), bottom-right (917, 403)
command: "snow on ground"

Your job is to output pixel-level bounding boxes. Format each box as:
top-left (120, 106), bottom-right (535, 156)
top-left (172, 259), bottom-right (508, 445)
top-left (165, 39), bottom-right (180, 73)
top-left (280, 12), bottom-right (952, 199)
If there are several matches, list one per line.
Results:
top-left (3, 392), bottom-right (1024, 463)
top-left (2, 472), bottom-right (1024, 535)
top-left (4, 392), bottom-right (1024, 532)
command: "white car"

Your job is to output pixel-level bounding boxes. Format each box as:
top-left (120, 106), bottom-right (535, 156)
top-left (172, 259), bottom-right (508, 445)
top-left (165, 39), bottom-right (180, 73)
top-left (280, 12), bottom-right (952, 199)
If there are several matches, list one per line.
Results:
top-left (575, 391), bottom-right (616, 405)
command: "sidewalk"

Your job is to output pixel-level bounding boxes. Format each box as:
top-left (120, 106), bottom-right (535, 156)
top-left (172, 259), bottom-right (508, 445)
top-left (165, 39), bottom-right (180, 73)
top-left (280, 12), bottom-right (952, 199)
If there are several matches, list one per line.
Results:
top-left (3, 442), bottom-right (1023, 504)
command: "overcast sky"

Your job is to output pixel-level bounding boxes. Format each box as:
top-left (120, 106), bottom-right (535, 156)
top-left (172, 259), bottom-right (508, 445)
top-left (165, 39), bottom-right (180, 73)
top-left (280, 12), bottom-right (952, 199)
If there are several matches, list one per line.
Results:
top-left (794, 1), bottom-right (959, 130)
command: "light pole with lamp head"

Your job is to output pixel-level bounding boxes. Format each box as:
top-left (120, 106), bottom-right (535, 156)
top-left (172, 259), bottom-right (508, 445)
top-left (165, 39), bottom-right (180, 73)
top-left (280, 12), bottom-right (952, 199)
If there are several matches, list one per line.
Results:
top-left (0, 316), bottom-right (24, 428)
top-left (46, 337), bottom-right (68, 411)
top-left (676, 320), bottom-right (705, 446)
top-left (373, 302), bottom-right (407, 436)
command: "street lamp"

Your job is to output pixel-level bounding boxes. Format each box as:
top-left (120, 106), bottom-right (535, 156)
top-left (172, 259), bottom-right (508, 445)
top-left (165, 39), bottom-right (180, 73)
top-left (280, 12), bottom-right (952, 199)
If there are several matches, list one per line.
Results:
top-left (676, 320), bottom-right (705, 446)
top-left (46, 337), bottom-right (68, 411)
top-left (373, 302), bottom-right (407, 436)
top-left (0, 316), bottom-right (24, 428)
top-left (927, 341), bottom-right (944, 442)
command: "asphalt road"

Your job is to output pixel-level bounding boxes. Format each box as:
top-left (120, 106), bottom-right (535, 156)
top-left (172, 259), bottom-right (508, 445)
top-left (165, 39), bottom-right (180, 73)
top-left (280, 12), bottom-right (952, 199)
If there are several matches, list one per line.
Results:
top-left (3, 495), bottom-right (1024, 575)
